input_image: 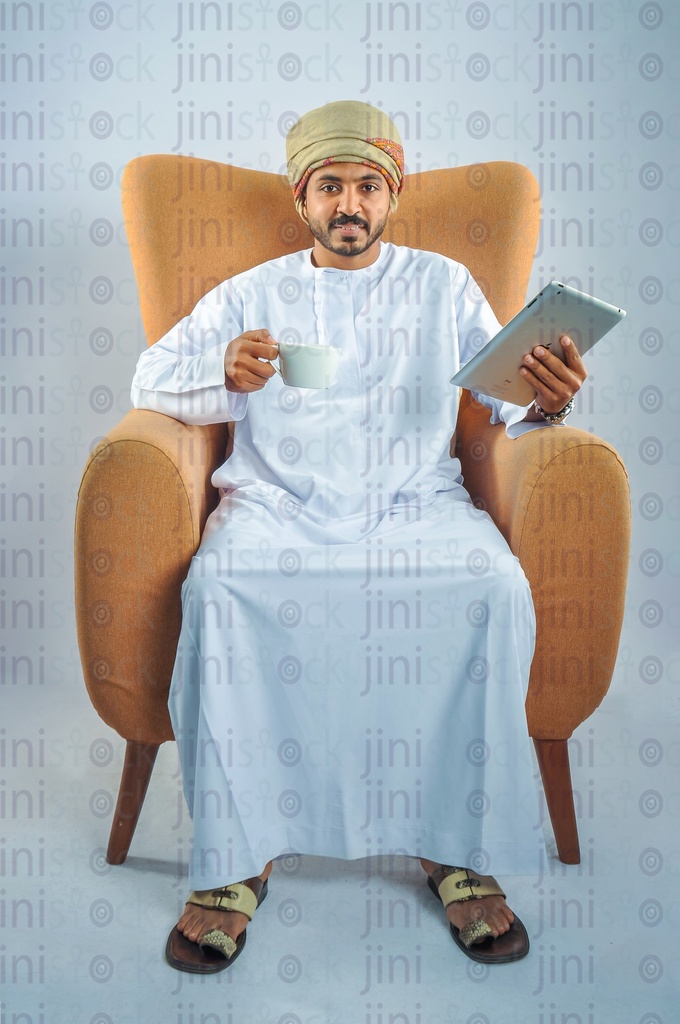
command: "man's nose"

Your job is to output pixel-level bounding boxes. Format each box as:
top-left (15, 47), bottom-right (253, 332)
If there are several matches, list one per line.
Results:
top-left (336, 189), bottom-right (362, 214)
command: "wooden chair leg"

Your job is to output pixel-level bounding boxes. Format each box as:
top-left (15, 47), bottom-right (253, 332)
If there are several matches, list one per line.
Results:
top-left (106, 740), bottom-right (160, 865)
top-left (533, 738), bottom-right (581, 865)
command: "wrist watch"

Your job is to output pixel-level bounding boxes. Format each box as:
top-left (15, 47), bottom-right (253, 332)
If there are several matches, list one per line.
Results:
top-left (532, 397), bottom-right (574, 423)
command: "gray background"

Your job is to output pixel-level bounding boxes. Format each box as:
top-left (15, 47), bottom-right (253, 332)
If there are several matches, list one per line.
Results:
top-left (2, 1), bottom-right (677, 1021)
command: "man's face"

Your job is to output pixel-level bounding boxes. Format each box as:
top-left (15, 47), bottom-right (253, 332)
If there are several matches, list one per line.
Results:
top-left (303, 163), bottom-right (391, 269)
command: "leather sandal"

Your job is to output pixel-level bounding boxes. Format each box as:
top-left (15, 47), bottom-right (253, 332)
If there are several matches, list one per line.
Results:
top-left (427, 867), bottom-right (529, 964)
top-left (165, 878), bottom-right (269, 973)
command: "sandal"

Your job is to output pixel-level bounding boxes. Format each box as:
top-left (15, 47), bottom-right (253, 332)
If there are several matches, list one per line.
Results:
top-left (165, 878), bottom-right (269, 973)
top-left (427, 867), bottom-right (529, 964)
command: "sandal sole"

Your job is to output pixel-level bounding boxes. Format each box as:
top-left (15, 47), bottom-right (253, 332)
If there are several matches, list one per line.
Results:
top-left (165, 878), bottom-right (269, 974)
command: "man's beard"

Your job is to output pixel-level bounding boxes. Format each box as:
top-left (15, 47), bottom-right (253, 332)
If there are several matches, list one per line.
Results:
top-left (306, 213), bottom-right (388, 258)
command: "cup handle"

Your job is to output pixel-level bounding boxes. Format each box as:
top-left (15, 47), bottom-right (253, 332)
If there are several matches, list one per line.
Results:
top-left (272, 360), bottom-right (282, 377)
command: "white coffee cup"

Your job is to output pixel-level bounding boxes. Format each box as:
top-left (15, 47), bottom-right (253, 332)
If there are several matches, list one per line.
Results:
top-left (274, 342), bottom-right (341, 389)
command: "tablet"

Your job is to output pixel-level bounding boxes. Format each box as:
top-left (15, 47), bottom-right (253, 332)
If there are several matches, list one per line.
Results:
top-left (450, 281), bottom-right (626, 406)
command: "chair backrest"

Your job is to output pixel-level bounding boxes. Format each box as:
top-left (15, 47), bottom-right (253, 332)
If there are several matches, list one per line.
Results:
top-left (122, 156), bottom-right (540, 344)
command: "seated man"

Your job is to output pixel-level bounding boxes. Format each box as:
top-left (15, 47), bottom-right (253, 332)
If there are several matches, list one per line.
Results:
top-left (131, 100), bottom-right (586, 974)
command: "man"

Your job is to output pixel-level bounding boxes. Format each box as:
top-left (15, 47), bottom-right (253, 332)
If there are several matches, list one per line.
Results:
top-left (131, 100), bottom-right (586, 974)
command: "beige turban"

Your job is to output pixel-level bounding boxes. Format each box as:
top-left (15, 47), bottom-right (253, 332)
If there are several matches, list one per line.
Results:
top-left (286, 100), bottom-right (404, 219)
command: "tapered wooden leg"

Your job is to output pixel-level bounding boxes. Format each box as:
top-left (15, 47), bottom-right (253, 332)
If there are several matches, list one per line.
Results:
top-left (106, 740), bottom-right (160, 865)
top-left (533, 738), bottom-right (581, 865)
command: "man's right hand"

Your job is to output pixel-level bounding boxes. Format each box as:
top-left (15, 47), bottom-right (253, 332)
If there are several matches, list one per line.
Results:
top-left (224, 329), bottom-right (279, 393)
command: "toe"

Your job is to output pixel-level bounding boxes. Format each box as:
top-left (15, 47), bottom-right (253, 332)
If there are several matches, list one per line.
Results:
top-left (176, 907), bottom-right (192, 934)
top-left (178, 905), bottom-right (212, 943)
top-left (500, 903), bottom-right (515, 927)
top-left (489, 900), bottom-right (515, 936)
top-left (446, 894), bottom-right (515, 941)
top-left (180, 908), bottom-right (202, 942)
top-left (483, 901), bottom-right (509, 936)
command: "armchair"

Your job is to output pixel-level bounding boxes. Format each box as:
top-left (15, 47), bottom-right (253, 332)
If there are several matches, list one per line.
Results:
top-left (75, 156), bottom-right (630, 867)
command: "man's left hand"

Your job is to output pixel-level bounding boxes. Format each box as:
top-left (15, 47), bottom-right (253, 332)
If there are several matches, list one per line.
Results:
top-left (520, 334), bottom-right (587, 418)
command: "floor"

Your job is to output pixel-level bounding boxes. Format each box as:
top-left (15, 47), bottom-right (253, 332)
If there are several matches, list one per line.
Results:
top-left (3, 671), bottom-right (675, 1024)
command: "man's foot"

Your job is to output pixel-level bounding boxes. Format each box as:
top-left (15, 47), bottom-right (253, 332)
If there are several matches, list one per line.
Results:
top-left (166, 861), bottom-right (272, 973)
top-left (420, 859), bottom-right (513, 938)
top-left (420, 859), bottom-right (529, 963)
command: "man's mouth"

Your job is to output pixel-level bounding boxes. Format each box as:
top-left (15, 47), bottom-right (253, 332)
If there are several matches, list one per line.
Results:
top-left (332, 220), bottom-right (367, 234)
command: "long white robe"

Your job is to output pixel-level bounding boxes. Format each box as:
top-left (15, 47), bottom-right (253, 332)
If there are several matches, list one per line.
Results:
top-left (131, 243), bottom-right (545, 887)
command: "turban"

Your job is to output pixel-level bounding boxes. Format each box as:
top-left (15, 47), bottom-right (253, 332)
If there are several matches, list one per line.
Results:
top-left (286, 100), bottom-right (405, 219)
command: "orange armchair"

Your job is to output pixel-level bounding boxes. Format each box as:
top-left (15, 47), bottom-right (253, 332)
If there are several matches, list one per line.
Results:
top-left (75, 156), bottom-right (630, 867)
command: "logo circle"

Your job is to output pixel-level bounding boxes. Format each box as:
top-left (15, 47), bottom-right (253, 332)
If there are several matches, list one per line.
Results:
top-left (639, 276), bottom-right (663, 304)
top-left (466, 3), bottom-right (490, 29)
top-left (639, 789), bottom-right (663, 817)
top-left (89, 954), bottom-right (114, 983)
top-left (638, 954), bottom-right (663, 983)
top-left (278, 739), bottom-right (302, 766)
top-left (278, 600), bottom-right (302, 628)
top-left (466, 111), bottom-right (490, 139)
top-left (90, 53), bottom-right (114, 80)
top-left (90, 111), bottom-right (114, 139)
top-left (278, 655), bottom-right (302, 684)
top-left (466, 656), bottom-right (490, 683)
top-left (466, 54), bottom-right (490, 81)
top-left (466, 789), bottom-right (490, 817)
top-left (639, 438), bottom-right (663, 465)
top-left (278, 790), bottom-right (302, 818)
top-left (89, 789), bottom-right (113, 818)
top-left (278, 53), bottom-right (302, 81)
top-left (90, 2), bottom-right (114, 29)
top-left (639, 161), bottom-right (663, 190)
top-left (639, 385), bottom-right (663, 413)
top-left (639, 492), bottom-right (662, 521)
top-left (89, 738), bottom-right (114, 765)
top-left (639, 53), bottom-right (663, 80)
top-left (639, 656), bottom-right (663, 684)
top-left (639, 847), bottom-right (663, 875)
top-left (90, 162), bottom-right (114, 190)
top-left (639, 327), bottom-right (663, 355)
top-left (90, 277), bottom-right (114, 304)
top-left (278, 953), bottom-right (302, 982)
top-left (639, 111), bottom-right (663, 139)
top-left (639, 600), bottom-right (663, 628)
top-left (639, 2), bottom-right (663, 28)
top-left (466, 600), bottom-right (489, 627)
top-left (278, 3), bottom-right (302, 29)
top-left (90, 328), bottom-right (114, 355)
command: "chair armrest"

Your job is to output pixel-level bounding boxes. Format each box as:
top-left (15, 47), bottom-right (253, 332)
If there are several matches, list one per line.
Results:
top-left (456, 395), bottom-right (631, 739)
top-left (75, 409), bottom-right (230, 743)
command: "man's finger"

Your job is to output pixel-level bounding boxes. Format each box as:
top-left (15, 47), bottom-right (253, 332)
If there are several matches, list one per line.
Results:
top-left (239, 332), bottom-right (278, 361)
top-left (523, 348), bottom-right (566, 384)
top-left (248, 340), bottom-right (279, 360)
top-left (526, 343), bottom-right (586, 388)
top-left (243, 328), bottom-right (276, 346)
top-left (520, 366), bottom-right (561, 402)
top-left (559, 335), bottom-right (587, 376)
top-left (236, 357), bottom-right (277, 381)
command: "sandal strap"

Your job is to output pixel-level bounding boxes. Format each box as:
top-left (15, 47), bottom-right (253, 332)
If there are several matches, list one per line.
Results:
top-left (459, 918), bottom-right (495, 948)
top-left (437, 868), bottom-right (506, 908)
top-left (187, 882), bottom-right (258, 921)
top-left (199, 929), bottom-right (238, 959)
